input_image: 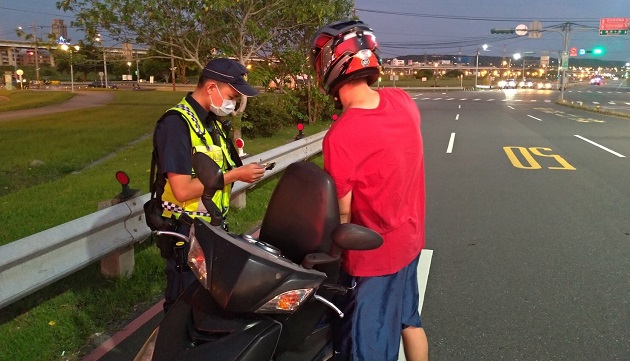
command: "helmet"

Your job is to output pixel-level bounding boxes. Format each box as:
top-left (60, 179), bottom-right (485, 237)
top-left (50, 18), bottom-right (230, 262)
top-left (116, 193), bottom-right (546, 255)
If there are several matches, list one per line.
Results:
top-left (310, 19), bottom-right (381, 97)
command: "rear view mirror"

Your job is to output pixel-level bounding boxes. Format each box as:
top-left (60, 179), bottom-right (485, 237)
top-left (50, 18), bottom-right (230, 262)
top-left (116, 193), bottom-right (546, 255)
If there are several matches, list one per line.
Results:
top-left (192, 152), bottom-right (224, 193)
top-left (191, 152), bottom-right (225, 226)
top-left (331, 223), bottom-right (383, 255)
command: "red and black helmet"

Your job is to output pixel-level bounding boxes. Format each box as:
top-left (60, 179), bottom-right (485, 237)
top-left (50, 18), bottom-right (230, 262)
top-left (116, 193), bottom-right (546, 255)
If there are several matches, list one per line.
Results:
top-left (310, 20), bottom-right (382, 97)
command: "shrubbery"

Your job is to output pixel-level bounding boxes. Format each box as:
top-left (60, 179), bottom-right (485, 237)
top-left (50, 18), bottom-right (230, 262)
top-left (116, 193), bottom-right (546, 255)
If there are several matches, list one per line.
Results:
top-left (242, 86), bottom-right (337, 138)
top-left (242, 93), bottom-right (294, 138)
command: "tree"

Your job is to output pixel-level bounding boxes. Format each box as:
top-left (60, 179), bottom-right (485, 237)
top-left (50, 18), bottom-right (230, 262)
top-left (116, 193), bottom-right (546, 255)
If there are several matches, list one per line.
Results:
top-left (57, 0), bottom-right (353, 134)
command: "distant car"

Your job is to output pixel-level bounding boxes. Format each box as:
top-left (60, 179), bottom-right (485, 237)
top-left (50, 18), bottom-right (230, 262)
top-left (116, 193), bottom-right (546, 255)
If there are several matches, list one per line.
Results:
top-left (536, 81), bottom-right (553, 90)
top-left (518, 79), bottom-right (534, 89)
top-left (88, 81), bottom-right (118, 89)
top-left (590, 77), bottom-right (603, 86)
top-left (498, 79), bottom-right (517, 89)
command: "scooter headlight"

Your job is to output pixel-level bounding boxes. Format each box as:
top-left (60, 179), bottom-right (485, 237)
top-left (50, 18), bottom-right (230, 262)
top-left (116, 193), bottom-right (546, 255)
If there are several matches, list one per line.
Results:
top-left (256, 289), bottom-right (314, 313)
top-left (187, 226), bottom-right (208, 286)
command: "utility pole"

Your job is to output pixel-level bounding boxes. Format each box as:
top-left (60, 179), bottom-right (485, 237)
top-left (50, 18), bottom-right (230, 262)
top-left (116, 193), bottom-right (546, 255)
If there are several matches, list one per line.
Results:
top-left (170, 41), bottom-right (176, 91)
top-left (31, 25), bottom-right (41, 88)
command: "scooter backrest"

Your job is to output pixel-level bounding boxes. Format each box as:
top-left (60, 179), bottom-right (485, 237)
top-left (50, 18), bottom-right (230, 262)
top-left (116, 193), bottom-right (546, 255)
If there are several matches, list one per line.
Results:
top-left (259, 161), bottom-right (340, 264)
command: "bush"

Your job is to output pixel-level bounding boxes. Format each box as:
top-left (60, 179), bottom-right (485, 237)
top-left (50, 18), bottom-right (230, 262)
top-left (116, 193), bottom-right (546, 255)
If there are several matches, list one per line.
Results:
top-left (242, 93), bottom-right (293, 138)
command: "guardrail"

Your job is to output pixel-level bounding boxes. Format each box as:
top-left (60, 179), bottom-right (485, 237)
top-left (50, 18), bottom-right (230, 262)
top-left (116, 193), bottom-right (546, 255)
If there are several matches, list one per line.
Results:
top-left (0, 130), bottom-right (327, 309)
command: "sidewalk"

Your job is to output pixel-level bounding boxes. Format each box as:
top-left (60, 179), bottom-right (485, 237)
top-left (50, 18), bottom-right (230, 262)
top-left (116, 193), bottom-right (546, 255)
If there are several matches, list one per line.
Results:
top-left (0, 91), bottom-right (115, 122)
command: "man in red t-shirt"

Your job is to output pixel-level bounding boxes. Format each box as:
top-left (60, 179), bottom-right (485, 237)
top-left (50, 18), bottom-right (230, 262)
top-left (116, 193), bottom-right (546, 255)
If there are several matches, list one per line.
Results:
top-left (311, 20), bottom-right (428, 361)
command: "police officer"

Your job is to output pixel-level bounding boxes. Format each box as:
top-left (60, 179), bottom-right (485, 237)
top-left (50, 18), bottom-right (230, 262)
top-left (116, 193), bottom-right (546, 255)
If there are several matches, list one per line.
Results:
top-left (152, 58), bottom-right (265, 313)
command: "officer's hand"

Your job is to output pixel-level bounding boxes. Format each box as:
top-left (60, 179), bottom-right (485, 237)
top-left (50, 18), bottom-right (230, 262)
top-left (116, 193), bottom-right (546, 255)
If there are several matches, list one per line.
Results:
top-left (238, 163), bottom-right (265, 183)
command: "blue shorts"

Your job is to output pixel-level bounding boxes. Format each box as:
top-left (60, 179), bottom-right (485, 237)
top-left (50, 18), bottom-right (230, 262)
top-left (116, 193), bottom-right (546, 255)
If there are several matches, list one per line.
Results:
top-left (333, 254), bottom-right (423, 361)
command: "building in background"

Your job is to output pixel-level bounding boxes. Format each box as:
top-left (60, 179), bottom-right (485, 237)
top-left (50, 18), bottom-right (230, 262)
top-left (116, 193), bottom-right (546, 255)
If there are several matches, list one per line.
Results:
top-left (52, 19), bottom-right (68, 40)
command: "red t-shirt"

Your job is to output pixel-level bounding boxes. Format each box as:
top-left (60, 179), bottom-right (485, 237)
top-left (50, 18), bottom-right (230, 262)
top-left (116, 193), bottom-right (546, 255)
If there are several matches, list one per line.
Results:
top-left (323, 87), bottom-right (425, 277)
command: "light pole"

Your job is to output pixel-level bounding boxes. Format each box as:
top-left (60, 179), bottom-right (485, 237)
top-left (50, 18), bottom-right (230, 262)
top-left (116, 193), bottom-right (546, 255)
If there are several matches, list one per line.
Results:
top-left (513, 53), bottom-right (525, 82)
top-left (61, 43), bottom-right (80, 92)
top-left (127, 61), bottom-right (132, 81)
top-left (95, 34), bottom-right (108, 88)
top-left (475, 44), bottom-right (488, 88)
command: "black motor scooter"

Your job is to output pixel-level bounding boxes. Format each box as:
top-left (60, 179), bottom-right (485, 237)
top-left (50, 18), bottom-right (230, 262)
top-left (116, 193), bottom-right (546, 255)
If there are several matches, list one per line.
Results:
top-left (135, 153), bottom-right (382, 361)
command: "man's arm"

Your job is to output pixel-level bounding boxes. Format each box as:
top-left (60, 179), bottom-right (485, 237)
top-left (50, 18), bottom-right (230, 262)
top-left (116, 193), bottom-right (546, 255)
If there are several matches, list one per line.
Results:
top-left (338, 190), bottom-right (352, 224)
top-left (167, 173), bottom-right (204, 202)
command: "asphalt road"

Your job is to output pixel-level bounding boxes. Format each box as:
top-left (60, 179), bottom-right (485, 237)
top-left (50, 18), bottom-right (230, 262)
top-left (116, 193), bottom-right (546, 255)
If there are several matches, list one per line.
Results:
top-left (563, 79), bottom-right (630, 113)
top-left (415, 87), bottom-right (629, 360)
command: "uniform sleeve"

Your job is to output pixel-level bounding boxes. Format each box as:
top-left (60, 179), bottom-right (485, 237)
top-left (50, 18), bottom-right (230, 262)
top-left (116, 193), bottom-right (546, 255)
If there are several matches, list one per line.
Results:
top-left (323, 130), bottom-right (356, 199)
top-left (155, 114), bottom-right (192, 176)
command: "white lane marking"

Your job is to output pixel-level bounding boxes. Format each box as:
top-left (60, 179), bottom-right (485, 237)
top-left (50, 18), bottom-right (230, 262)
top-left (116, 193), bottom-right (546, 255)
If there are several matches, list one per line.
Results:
top-left (473, 98), bottom-right (481, 101)
top-left (447, 98), bottom-right (455, 101)
top-left (574, 135), bottom-right (626, 158)
top-left (434, 97), bottom-right (443, 100)
top-left (625, 102), bottom-right (630, 106)
top-left (544, 100), bottom-right (551, 103)
top-left (530, 99), bottom-right (537, 102)
top-left (398, 249), bottom-right (433, 361)
top-left (455, 114), bottom-right (460, 120)
top-left (417, 249), bottom-right (433, 314)
top-left (487, 99), bottom-right (494, 101)
top-left (527, 114), bottom-right (543, 121)
top-left (459, 98), bottom-right (467, 101)
top-left (608, 101), bottom-right (616, 105)
top-left (508, 105), bottom-right (515, 109)
top-left (593, 101), bottom-right (600, 105)
top-left (421, 97), bottom-right (431, 100)
top-left (459, 104), bottom-right (462, 109)
top-left (447, 133), bottom-right (456, 153)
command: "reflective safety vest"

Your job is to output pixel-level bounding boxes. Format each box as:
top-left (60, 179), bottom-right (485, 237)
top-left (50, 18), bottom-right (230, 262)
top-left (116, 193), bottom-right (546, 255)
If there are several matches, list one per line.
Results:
top-left (160, 98), bottom-right (236, 222)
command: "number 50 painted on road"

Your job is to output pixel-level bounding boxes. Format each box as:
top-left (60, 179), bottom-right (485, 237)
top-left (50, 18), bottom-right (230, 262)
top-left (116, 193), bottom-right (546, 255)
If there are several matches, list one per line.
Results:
top-left (503, 147), bottom-right (576, 170)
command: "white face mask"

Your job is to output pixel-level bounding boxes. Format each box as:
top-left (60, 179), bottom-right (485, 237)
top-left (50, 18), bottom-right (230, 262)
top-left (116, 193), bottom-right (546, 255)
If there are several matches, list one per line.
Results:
top-left (209, 85), bottom-right (236, 116)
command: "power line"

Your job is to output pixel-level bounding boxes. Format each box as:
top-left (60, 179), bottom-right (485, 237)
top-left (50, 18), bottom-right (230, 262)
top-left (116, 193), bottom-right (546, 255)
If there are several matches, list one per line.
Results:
top-left (355, 8), bottom-right (602, 24)
top-left (0, 6), bottom-right (74, 19)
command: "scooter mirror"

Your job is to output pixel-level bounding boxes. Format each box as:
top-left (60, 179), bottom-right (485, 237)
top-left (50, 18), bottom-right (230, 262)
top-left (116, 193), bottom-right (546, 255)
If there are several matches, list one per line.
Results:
top-left (331, 223), bottom-right (383, 254)
top-left (192, 152), bottom-right (225, 226)
top-left (192, 152), bottom-right (224, 193)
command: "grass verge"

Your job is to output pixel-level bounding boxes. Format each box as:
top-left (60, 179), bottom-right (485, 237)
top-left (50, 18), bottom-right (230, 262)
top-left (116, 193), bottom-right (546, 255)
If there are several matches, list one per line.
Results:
top-left (0, 90), bottom-right (75, 112)
top-left (0, 89), bottom-right (330, 361)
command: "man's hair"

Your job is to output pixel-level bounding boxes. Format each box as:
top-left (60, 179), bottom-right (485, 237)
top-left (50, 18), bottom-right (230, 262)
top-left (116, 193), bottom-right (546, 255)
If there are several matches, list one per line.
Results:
top-left (197, 76), bottom-right (214, 89)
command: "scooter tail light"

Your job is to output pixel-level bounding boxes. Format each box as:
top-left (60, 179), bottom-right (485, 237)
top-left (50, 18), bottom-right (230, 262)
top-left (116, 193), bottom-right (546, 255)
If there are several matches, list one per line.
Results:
top-left (256, 288), bottom-right (314, 313)
top-left (187, 227), bottom-right (208, 286)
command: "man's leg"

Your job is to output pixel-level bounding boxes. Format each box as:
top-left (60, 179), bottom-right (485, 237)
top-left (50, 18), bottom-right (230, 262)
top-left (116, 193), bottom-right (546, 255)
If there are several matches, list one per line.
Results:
top-left (402, 326), bottom-right (428, 361)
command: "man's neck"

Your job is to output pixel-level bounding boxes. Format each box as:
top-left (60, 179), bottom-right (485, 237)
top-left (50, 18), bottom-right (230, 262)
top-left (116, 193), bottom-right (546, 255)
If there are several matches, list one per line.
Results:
top-left (338, 81), bottom-right (379, 110)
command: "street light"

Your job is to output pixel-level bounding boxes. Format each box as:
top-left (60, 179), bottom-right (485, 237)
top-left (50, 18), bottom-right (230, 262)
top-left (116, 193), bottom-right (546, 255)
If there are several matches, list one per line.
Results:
top-left (60, 43), bottom-right (80, 92)
top-left (127, 61), bottom-right (132, 81)
top-left (95, 34), bottom-right (108, 88)
top-left (513, 53), bottom-right (526, 82)
top-left (475, 44), bottom-right (488, 88)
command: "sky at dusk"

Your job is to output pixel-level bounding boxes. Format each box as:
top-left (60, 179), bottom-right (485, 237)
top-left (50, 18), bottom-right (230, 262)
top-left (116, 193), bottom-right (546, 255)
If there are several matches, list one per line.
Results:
top-left (1, 0), bottom-right (629, 61)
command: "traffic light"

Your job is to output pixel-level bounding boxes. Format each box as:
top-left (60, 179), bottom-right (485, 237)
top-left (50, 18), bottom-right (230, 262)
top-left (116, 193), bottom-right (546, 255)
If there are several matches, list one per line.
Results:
top-left (592, 47), bottom-right (604, 56)
top-left (491, 29), bottom-right (516, 34)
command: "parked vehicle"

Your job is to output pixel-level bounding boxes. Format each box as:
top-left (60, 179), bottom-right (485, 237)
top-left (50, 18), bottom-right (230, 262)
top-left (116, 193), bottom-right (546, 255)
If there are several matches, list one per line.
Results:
top-left (134, 154), bottom-right (383, 361)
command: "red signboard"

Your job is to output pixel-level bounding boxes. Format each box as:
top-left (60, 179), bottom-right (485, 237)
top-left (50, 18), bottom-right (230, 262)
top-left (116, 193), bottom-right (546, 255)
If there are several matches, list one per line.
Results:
top-left (600, 18), bottom-right (629, 31)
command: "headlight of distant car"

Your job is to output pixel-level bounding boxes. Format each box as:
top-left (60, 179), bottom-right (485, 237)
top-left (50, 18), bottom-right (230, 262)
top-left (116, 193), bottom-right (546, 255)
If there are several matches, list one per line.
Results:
top-left (498, 80), bottom-right (507, 88)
